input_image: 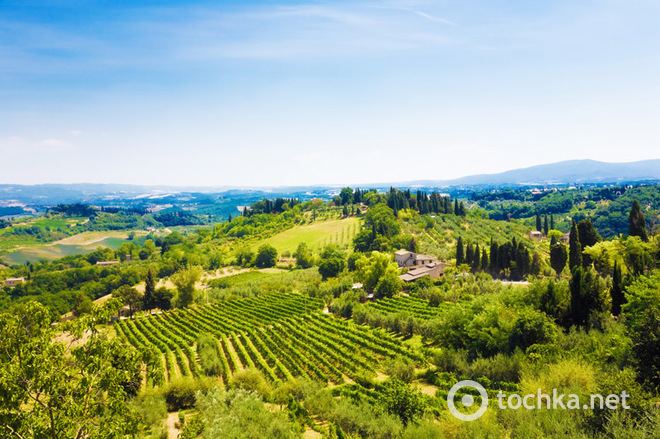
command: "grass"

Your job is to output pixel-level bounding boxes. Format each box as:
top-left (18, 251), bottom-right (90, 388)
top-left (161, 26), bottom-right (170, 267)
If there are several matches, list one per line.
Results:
top-left (0, 234), bottom-right (133, 265)
top-left (252, 217), bottom-right (362, 255)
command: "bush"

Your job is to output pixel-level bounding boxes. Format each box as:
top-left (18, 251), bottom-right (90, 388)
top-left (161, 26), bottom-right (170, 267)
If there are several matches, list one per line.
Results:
top-left (255, 244), bottom-right (278, 268)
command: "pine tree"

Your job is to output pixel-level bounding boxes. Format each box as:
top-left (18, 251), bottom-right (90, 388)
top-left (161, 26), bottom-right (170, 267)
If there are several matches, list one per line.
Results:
top-left (569, 220), bottom-right (582, 270)
top-left (456, 236), bottom-right (464, 266)
top-left (536, 212), bottom-right (542, 232)
top-left (629, 199), bottom-right (649, 241)
top-left (454, 199), bottom-right (459, 216)
top-left (228, 213), bottom-right (232, 222)
top-left (550, 214), bottom-right (555, 230)
top-left (543, 214), bottom-right (549, 236)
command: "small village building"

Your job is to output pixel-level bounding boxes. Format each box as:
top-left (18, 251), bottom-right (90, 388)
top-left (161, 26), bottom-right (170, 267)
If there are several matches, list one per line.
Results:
top-left (96, 260), bottom-right (120, 267)
top-left (395, 250), bottom-right (437, 268)
top-left (4, 277), bottom-right (25, 287)
top-left (529, 231), bottom-right (544, 241)
top-left (560, 232), bottom-right (570, 244)
top-left (398, 262), bottom-right (449, 282)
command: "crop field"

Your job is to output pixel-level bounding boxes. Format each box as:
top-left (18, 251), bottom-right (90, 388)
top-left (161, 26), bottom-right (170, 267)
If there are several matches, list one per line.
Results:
top-left (0, 231), bottom-right (136, 265)
top-left (365, 295), bottom-right (448, 320)
top-left (252, 217), bottom-right (361, 254)
top-left (115, 292), bottom-right (423, 386)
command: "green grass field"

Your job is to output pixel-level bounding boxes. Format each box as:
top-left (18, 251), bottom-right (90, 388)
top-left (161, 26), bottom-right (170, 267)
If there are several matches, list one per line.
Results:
top-left (1, 236), bottom-right (130, 265)
top-left (252, 217), bottom-right (362, 255)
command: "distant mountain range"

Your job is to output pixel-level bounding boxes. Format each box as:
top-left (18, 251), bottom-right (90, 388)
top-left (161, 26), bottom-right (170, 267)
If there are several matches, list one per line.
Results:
top-left (1, 159), bottom-right (660, 210)
top-left (396, 159), bottom-right (660, 188)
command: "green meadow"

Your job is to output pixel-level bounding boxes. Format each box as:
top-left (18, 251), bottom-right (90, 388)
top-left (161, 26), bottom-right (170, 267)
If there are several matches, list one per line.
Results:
top-left (252, 217), bottom-right (361, 255)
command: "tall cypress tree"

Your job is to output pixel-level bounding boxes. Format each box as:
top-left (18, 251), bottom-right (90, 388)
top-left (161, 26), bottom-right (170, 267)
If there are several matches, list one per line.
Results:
top-left (472, 242), bottom-right (481, 271)
top-left (144, 267), bottom-right (156, 311)
top-left (465, 241), bottom-right (474, 266)
top-left (481, 248), bottom-right (489, 271)
top-left (456, 236), bottom-right (464, 266)
top-left (536, 212), bottom-right (542, 232)
top-left (629, 199), bottom-right (649, 241)
top-left (454, 199), bottom-right (459, 216)
top-left (543, 214), bottom-right (549, 236)
top-left (569, 220), bottom-right (582, 270)
top-left (610, 262), bottom-right (624, 317)
top-left (550, 214), bottom-right (555, 230)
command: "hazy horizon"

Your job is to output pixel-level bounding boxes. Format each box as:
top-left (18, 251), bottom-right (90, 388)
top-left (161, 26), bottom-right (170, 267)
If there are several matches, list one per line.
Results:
top-left (1, 1), bottom-right (658, 186)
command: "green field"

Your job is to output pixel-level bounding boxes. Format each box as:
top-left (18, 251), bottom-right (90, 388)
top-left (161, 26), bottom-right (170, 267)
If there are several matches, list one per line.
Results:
top-left (252, 217), bottom-right (361, 254)
top-left (1, 236), bottom-right (129, 265)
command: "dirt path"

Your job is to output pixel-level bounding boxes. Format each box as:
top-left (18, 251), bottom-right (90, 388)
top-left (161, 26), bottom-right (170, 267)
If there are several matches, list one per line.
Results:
top-left (166, 412), bottom-right (181, 439)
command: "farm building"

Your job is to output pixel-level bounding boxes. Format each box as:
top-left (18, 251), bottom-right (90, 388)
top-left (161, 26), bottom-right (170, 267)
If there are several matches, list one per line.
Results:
top-left (398, 262), bottom-right (449, 282)
top-left (529, 231), bottom-right (544, 241)
top-left (395, 250), bottom-right (437, 268)
top-left (4, 277), bottom-right (25, 287)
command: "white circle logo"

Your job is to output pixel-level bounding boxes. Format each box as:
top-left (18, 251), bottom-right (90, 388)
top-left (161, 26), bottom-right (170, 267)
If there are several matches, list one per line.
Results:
top-left (447, 380), bottom-right (489, 421)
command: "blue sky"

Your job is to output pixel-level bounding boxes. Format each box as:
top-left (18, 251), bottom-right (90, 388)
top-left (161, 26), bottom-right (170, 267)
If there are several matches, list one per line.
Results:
top-left (1, 0), bottom-right (658, 186)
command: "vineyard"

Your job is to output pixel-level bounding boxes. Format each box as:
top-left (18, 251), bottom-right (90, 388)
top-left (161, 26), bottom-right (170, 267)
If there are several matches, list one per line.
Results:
top-left (114, 292), bottom-right (423, 387)
top-left (365, 295), bottom-right (447, 320)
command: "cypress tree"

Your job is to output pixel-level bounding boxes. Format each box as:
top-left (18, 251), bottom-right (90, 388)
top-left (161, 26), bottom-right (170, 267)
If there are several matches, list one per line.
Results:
top-left (489, 239), bottom-right (498, 273)
top-left (228, 213), bottom-right (232, 222)
top-left (550, 243), bottom-right (568, 279)
top-left (569, 220), bottom-right (582, 270)
top-left (629, 199), bottom-right (649, 241)
top-left (472, 242), bottom-right (480, 271)
top-left (536, 212), bottom-right (542, 232)
top-left (144, 267), bottom-right (156, 311)
top-left (550, 214), bottom-right (555, 230)
top-left (481, 248), bottom-right (489, 271)
top-left (456, 236), bottom-right (464, 266)
top-left (610, 262), bottom-right (624, 317)
top-left (454, 199), bottom-right (459, 216)
top-left (543, 214), bottom-right (549, 236)
top-left (465, 241), bottom-right (474, 266)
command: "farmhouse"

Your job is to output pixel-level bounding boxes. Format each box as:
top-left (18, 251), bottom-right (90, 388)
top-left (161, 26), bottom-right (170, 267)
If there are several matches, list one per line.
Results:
top-left (395, 250), bottom-right (437, 268)
top-left (96, 260), bottom-right (120, 267)
top-left (560, 232), bottom-right (570, 244)
top-left (529, 231), bottom-right (544, 241)
top-left (398, 261), bottom-right (449, 283)
top-left (4, 277), bottom-right (25, 287)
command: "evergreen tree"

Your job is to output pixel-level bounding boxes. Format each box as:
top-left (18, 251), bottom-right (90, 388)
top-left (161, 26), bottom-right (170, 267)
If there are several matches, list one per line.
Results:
top-left (481, 248), bottom-right (489, 271)
top-left (465, 241), bottom-right (474, 266)
top-left (550, 243), bottom-right (568, 278)
top-left (610, 262), bottom-right (624, 317)
top-left (550, 214), bottom-right (554, 230)
top-left (454, 199), bottom-right (459, 216)
top-left (536, 212), bottom-right (542, 232)
top-left (629, 199), bottom-right (649, 241)
top-left (472, 242), bottom-right (481, 272)
top-left (228, 213), bottom-right (232, 222)
top-left (543, 214), bottom-right (549, 236)
top-left (577, 218), bottom-right (602, 269)
top-left (569, 220), bottom-right (582, 270)
top-left (489, 239), bottom-right (498, 274)
top-left (456, 236), bottom-right (464, 266)
top-left (143, 267), bottom-right (157, 311)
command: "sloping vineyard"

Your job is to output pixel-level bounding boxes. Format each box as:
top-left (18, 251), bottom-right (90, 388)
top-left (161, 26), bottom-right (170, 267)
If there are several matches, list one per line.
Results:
top-left (366, 294), bottom-right (446, 319)
top-left (114, 293), bottom-right (422, 386)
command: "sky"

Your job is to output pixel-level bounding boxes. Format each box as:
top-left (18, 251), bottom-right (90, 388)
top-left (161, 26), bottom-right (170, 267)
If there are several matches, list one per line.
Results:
top-left (0, 0), bottom-right (658, 187)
